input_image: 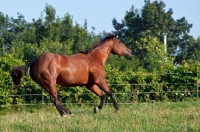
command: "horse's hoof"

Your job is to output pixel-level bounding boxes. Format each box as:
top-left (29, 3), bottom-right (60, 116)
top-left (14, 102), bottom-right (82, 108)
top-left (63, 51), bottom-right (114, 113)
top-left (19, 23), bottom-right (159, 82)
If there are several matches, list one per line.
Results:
top-left (94, 107), bottom-right (99, 113)
top-left (62, 114), bottom-right (67, 118)
top-left (115, 110), bottom-right (120, 113)
top-left (70, 113), bottom-right (74, 116)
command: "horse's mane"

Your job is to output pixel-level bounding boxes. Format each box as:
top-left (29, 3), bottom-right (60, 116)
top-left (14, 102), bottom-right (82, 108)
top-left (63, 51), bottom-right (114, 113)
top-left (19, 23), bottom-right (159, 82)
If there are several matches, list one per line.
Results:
top-left (77, 33), bottom-right (116, 54)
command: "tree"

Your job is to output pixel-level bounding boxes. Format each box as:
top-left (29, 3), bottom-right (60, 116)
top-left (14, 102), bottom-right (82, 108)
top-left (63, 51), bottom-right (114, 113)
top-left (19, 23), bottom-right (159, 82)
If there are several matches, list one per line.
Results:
top-left (138, 36), bottom-right (174, 72)
top-left (72, 23), bottom-right (91, 52)
top-left (186, 37), bottom-right (200, 61)
top-left (60, 13), bottom-right (74, 43)
top-left (0, 3), bottom-right (98, 60)
top-left (112, 0), bottom-right (193, 65)
top-left (0, 12), bottom-right (16, 52)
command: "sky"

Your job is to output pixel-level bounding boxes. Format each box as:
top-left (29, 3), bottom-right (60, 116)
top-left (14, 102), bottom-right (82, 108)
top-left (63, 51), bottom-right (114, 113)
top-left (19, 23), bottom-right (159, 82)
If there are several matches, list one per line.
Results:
top-left (0, 0), bottom-right (199, 39)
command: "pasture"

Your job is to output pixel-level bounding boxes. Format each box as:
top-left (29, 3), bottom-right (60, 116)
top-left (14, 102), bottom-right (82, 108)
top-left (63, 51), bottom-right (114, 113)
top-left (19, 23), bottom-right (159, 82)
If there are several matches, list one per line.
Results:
top-left (1, 101), bottom-right (200, 132)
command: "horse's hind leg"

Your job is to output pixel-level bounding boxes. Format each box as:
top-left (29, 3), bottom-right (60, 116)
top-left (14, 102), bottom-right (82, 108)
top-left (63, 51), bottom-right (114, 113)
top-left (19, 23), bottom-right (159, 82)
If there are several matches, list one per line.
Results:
top-left (50, 95), bottom-right (65, 117)
top-left (30, 64), bottom-right (72, 117)
top-left (49, 84), bottom-right (73, 117)
top-left (59, 103), bottom-right (74, 116)
top-left (50, 95), bottom-right (73, 117)
top-left (87, 84), bottom-right (107, 113)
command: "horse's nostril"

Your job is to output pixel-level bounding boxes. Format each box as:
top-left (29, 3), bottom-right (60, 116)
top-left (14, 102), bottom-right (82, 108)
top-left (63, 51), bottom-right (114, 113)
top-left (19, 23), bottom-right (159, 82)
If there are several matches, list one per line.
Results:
top-left (125, 49), bottom-right (132, 59)
top-left (125, 51), bottom-right (132, 59)
top-left (129, 49), bottom-right (132, 54)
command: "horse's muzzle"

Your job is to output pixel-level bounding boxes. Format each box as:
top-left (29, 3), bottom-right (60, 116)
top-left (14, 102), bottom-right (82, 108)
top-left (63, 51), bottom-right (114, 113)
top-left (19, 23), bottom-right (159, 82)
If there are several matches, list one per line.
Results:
top-left (125, 49), bottom-right (132, 59)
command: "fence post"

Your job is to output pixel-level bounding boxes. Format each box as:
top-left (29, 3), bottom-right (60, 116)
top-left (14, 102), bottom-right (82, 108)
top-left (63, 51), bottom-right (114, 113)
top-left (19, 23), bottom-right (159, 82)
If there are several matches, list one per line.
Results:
top-left (130, 84), bottom-right (137, 103)
top-left (197, 67), bottom-right (199, 101)
top-left (197, 84), bottom-right (199, 101)
top-left (42, 89), bottom-right (44, 106)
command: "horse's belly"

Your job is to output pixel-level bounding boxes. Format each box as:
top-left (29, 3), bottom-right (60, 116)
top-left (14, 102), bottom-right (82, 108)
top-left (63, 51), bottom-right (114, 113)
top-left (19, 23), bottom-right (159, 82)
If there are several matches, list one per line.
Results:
top-left (56, 71), bottom-right (89, 87)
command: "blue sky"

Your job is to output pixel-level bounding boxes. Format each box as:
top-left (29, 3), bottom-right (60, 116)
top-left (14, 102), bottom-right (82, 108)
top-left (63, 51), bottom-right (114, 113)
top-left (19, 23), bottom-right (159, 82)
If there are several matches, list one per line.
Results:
top-left (0, 0), bottom-right (199, 38)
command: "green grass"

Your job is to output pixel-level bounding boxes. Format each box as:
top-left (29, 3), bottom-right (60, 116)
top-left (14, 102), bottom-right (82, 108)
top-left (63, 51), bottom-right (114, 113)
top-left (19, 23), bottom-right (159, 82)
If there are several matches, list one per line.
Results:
top-left (1, 102), bottom-right (200, 132)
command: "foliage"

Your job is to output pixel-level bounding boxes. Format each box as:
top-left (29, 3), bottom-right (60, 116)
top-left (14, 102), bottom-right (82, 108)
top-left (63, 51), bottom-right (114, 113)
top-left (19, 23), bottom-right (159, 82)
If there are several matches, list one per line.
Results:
top-left (105, 64), bottom-right (131, 102)
top-left (0, 4), bottom-right (95, 62)
top-left (126, 60), bottom-right (200, 102)
top-left (112, 0), bottom-right (194, 64)
top-left (0, 1), bottom-right (199, 108)
top-left (2, 53), bottom-right (199, 107)
top-left (0, 54), bottom-right (23, 108)
top-left (0, 54), bottom-right (44, 108)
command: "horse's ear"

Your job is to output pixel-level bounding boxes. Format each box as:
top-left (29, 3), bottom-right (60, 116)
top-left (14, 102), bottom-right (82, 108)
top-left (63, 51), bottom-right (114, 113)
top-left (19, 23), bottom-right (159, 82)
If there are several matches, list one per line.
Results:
top-left (113, 34), bottom-right (118, 38)
top-left (112, 31), bottom-right (119, 38)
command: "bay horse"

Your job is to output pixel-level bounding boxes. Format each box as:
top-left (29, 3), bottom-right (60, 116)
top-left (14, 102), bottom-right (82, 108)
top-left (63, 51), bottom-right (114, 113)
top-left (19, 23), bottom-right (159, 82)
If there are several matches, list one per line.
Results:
top-left (10, 34), bottom-right (132, 117)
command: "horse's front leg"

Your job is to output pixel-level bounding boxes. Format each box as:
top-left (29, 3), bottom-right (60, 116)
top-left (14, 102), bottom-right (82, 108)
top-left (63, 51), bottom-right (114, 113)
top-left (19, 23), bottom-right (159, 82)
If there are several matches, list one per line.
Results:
top-left (87, 84), bottom-right (107, 113)
top-left (94, 94), bottom-right (107, 113)
top-left (96, 80), bottom-right (119, 111)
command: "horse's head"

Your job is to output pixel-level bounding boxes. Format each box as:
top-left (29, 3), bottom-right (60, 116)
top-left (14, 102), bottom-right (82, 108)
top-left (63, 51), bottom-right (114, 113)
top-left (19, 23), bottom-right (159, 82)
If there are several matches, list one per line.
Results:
top-left (111, 35), bottom-right (132, 59)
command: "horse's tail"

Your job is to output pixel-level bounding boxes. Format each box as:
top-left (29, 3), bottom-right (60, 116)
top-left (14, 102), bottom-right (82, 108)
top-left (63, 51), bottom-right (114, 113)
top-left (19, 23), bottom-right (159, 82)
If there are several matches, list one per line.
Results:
top-left (10, 62), bottom-right (32, 89)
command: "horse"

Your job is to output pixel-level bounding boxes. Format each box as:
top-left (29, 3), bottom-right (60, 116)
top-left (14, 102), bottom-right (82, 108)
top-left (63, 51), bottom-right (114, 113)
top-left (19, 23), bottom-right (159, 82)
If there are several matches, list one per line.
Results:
top-left (10, 34), bottom-right (132, 117)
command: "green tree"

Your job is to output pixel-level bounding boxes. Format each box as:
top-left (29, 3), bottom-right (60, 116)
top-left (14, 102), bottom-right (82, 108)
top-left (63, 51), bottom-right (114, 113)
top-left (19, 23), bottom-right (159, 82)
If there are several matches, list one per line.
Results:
top-left (72, 22), bottom-right (91, 52)
top-left (60, 13), bottom-right (74, 43)
top-left (138, 36), bottom-right (174, 72)
top-left (112, 0), bottom-right (193, 65)
top-left (0, 12), bottom-right (15, 54)
top-left (182, 37), bottom-right (200, 61)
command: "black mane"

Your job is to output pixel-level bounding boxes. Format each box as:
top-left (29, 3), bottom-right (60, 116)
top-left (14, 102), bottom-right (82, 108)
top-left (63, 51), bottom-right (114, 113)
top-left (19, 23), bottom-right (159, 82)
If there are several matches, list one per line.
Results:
top-left (77, 33), bottom-right (116, 54)
top-left (100, 33), bottom-right (116, 42)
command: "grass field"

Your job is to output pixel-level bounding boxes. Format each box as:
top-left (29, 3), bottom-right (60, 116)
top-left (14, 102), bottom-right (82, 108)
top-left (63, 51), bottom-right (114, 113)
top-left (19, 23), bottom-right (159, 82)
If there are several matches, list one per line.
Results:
top-left (1, 101), bottom-right (200, 132)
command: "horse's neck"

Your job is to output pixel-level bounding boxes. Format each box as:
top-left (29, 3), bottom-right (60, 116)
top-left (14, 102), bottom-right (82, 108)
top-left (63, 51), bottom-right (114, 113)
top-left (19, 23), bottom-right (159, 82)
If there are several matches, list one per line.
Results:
top-left (89, 41), bottom-right (112, 65)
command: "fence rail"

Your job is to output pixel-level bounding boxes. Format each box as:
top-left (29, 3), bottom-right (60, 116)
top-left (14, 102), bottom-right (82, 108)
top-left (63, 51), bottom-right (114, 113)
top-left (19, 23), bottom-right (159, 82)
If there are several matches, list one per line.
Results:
top-left (0, 82), bottom-right (199, 107)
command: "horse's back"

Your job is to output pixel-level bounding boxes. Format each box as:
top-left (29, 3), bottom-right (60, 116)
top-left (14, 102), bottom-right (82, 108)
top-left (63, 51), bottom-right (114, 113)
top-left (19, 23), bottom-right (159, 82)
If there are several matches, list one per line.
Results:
top-left (29, 53), bottom-right (95, 87)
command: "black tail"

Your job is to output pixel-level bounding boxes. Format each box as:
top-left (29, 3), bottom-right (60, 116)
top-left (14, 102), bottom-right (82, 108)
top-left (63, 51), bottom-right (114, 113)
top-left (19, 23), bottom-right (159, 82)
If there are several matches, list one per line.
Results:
top-left (10, 62), bottom-right (32, 89)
